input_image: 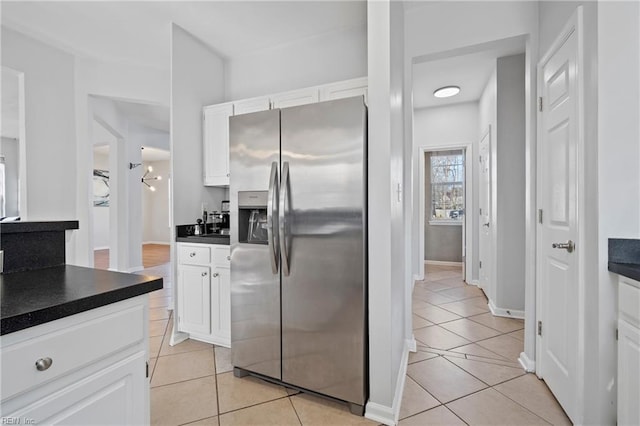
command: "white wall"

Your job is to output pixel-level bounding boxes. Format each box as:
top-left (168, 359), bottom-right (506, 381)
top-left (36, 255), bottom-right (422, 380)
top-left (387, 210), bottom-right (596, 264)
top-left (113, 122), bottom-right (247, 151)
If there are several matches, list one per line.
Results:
top-left (0, 137), bottom-right (19, 217)
top-left (414, 102), bottom-right (479, 273)
top-left (92, 149), bottom-right (110, 250)
top-left (225, 25), bottom-right (367, 101)
top-left (1, 27), bottom-right (77, 221)
top-left (597, 2), bottom-right (640, 424)
top-left (142, 160), bottom-right (170, 244)
top-left (366, 1), bottom-right (409, 423)
top-left (171, 24), bottom-right (226, 227)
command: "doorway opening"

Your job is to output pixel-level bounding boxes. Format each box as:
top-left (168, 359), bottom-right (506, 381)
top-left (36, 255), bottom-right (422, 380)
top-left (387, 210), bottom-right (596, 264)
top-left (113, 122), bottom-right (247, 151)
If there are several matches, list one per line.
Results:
top-left (422, 147), bottom-right (471, 283)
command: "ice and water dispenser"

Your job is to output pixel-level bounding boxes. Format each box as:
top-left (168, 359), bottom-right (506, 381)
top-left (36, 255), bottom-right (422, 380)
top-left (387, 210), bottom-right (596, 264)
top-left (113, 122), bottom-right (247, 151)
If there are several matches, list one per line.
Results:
top-left (238, 191), bottom-right (269, 244)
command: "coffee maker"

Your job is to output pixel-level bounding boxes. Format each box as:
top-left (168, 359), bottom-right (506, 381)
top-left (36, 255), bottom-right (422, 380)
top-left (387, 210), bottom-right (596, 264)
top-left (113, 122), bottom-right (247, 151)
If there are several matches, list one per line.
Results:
top-left (209, 200), bottom-right (230, 235)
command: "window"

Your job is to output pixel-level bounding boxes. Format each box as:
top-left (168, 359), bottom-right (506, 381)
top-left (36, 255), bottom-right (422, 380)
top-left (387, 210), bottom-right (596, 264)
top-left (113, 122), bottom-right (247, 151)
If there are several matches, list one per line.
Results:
top-left (430, 150), bottom-right (464, 223)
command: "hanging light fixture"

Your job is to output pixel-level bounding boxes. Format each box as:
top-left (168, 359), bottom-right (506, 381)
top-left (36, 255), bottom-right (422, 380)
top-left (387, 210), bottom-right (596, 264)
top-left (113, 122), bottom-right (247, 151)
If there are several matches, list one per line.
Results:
top-left (142, 165), bottom-right (162, 191)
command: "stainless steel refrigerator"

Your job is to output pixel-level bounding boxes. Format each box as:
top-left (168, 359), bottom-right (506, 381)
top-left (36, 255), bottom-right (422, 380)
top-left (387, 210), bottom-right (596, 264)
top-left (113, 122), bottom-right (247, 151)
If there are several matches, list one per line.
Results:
top-left (229, 96), bottom-right (367, 414)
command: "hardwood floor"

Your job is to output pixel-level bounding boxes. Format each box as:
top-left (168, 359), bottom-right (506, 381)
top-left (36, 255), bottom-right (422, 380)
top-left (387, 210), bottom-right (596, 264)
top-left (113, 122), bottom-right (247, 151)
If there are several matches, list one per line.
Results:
top-left (94, 244), bottom-right (170, 270)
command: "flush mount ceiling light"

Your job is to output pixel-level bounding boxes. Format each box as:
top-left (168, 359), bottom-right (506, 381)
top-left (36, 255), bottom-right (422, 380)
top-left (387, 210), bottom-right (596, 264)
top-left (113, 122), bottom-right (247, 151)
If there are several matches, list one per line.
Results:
top-left (434, 86), bottom-right (461, 98)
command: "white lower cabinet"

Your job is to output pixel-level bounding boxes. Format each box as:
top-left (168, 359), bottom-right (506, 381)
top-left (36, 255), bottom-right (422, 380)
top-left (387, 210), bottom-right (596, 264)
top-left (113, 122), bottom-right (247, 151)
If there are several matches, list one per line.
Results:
top-left (618, 276), bottom-right (640, 426)
top-left (178, 264), bottom-right (211, 335)
top-left (177, 242), bottom-right (231, 347)
top-left (0, 296), bottom-right (150, 425)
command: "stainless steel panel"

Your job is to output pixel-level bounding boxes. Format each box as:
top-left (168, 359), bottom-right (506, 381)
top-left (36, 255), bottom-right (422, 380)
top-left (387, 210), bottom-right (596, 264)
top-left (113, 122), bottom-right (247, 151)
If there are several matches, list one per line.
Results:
top-left (230, 109), bottom-right (281, 380)
top-left (280, 97), bottom-right (367, 405)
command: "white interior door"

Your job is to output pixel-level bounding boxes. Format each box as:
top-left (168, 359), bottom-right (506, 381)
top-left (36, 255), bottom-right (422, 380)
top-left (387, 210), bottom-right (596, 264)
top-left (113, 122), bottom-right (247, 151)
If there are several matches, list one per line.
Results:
top-left (537, 16), bottom-right (580, 422)
top-left (478, 130), bottom-right (491, 292)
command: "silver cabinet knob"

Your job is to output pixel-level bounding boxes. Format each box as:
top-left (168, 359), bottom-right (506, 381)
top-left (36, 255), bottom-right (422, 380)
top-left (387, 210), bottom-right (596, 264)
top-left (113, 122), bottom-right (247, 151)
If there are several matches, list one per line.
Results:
top-left (190, 252), bottom-right (196, 257)
top-left (201, 272), bottom-right (207, 277)
top-left (227, 173), bottom-right (230, 177)
top-left (35, 357), bottom-right (53, 371)
top-left (213, 272), bottom-right (219, 277)
top-left (552, 240), bottom-right (575, 253)
top-left (226, 256), bottom-right (230, 261)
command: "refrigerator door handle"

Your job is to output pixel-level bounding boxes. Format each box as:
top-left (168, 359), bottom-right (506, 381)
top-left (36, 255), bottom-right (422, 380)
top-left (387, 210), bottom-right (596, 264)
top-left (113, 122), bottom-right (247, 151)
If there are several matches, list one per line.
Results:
top-left (267, 161), bottom-right (280, 274)
top-left (279, 161), bottom-right (291, 276)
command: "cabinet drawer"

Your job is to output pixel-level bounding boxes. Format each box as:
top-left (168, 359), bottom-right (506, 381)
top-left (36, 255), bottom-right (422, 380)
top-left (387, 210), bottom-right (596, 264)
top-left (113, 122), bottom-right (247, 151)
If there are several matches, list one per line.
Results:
top-left (179, 245), bottom-right (211, 265)
top-left (212, 246), bottom-right (230, 267)
top-left (1, 304), bottom-right (144, 401)
top-left (619, 278), bottom-right (640, 327)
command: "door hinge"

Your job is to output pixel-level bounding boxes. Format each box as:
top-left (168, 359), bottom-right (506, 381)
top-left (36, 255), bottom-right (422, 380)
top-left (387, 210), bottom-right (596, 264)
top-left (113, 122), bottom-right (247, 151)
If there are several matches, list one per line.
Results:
top-left (538, 321), bottom-right (543, 336)
top-left (538, 209), bottom-right (543, 224)
top-left (616, 328), bottom-right (619, 341)
top-left (479, 155), bottom-right (482, 163)
top-left (479, 208), bottom-right (482, 216)
top-left (479, 261), bottom-right (482, 269)
top-left (538, 97), bottom-right (543, 112)
top-left (146, 361), bottom-right (149, 378)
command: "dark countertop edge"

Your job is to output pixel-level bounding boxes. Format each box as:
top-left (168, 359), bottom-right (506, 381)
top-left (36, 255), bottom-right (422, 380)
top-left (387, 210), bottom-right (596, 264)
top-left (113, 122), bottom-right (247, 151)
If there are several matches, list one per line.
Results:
top-left (176, 236), bottom-right (230, 245)
top-left (0, 276), bottom-right (163, 336)
top-left (0, 220), bottom-right (80, 234)
top-left (608, 262), bottom-right (640, 283)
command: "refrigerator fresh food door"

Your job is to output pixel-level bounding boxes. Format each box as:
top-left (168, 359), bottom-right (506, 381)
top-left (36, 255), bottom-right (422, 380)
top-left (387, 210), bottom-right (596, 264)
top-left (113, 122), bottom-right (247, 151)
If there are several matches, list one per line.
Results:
top-left (280, 96), bottom-right (367, 406)
top-left (229, 109), bottom-right (282, 380)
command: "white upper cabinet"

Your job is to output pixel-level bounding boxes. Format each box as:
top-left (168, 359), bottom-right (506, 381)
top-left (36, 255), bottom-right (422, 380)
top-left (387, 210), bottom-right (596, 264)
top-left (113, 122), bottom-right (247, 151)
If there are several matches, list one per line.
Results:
top-left (271, 87), bottom-right (319, 109)
top-left (319, 77), bottom-right (368, 105)
top-left (234, 96), bottom-right (271, 115)
top-left (203, 103), bottom-right (233, 187)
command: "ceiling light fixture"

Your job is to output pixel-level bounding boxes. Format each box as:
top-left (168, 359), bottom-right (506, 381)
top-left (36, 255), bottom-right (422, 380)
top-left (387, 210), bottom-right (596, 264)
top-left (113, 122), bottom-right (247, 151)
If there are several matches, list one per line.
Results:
top-left (434, 86), bottom-right (461, 98)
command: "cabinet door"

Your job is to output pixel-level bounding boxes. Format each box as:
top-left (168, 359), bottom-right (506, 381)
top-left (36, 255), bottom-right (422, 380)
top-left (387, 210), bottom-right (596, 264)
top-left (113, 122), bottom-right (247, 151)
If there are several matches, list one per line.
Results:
top-left (8, 351), bottom-right (147, 425)
top-left (319, 77), bottom-right (368, 105)
top-left (234, 97), bottom-right (271, 115)
top-left (618, 319), bottom-right (640, 426)
top-left (178, 264), bottom-right (211, 335)
top-left (271, 88), bottom-right (319, 109)
top-left (211, 267), bottom-right (231, 347)
top-left (203, 103), bottom-right (233, 186)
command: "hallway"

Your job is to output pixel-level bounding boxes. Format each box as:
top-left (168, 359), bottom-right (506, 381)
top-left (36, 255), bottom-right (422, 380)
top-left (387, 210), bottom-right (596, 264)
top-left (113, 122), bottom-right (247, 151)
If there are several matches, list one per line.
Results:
top-left (400, 264), bottom-right (571, 424)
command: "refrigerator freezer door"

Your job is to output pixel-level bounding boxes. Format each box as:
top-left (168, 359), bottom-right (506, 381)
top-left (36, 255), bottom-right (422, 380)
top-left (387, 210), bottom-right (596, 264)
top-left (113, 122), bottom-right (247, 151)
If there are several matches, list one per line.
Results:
top-left (280, 97), bottom-right (367, 405)
top-left (230, 109), bottom-right (282, 380)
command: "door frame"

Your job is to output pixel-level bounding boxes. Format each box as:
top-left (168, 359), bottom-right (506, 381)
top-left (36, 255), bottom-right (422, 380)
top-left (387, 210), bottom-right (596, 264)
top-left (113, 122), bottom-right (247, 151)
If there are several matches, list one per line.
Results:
top-left (535, 6), bottom-right (586, 420)
top-left (418, 142), bottom-right (474, 283)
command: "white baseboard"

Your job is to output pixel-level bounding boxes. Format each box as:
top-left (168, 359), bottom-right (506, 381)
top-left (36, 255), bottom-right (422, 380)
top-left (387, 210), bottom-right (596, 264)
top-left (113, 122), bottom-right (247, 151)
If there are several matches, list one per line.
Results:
top-left (488, 299), bottom-right (525, 319)
top-left (365, 339), bottom-right (413, 426)
top-left (519, 352), bottom-right (536, 372)
top-left (365, 402), bottom-right (395, 426)
top-left (407, 336), bottom-right (417, 353)
top-left (470, 279), bottom-right (480, 287)
top-left (413, 273), bottom-right (424, 282)
top-left (127, 265), bottom-right (145, 273)
top-left (169, 330), bottom-right (189, 347)
top-left (143, 241), bottom-right (170, 245)
top-left (93, 246), bottom-right (109, 251)
top-left (424, 260), bottom-right (463, 266)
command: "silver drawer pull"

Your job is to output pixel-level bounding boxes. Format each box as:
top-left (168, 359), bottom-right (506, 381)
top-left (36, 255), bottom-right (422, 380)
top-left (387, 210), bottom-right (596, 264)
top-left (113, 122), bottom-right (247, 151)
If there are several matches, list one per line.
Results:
top-left (35, 357), bottom-right (53, 371)
top-left (190, 252), bottom-right (196, 257)
top-left (201, 272), bottom-right (207, 277)
top-left (213, 272), bottom-right (219, 277)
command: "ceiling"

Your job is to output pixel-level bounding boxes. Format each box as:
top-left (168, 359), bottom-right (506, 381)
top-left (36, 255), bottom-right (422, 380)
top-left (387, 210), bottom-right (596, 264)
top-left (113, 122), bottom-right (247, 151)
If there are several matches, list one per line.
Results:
top-left (111, 99), bottom-right (170, 133)
top-left (1, 1), bottom-right (367, 70)
top-left (412, 40), bottom-right (525, 110)
top-left (1, 68), bottom-right (20, 139)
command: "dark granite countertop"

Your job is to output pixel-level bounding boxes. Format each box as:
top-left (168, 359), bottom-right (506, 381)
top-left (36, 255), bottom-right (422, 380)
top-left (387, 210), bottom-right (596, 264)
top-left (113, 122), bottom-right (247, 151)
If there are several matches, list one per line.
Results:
top-left (608, 238), bottom-right (640, 283)
top-left (1, 265), bottom-right (163, 335)
top-left (176, 235), bottom-right (230, 245)
top-left (0, 220), bottom-right (79, 234)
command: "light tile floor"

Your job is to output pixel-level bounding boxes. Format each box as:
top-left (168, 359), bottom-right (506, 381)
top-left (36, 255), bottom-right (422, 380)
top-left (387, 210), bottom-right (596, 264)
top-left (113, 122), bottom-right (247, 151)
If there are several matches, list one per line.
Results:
top-left (401, 264), bottom-right (572, 425)
top-left (145, 262), bottom-right (571, 425)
